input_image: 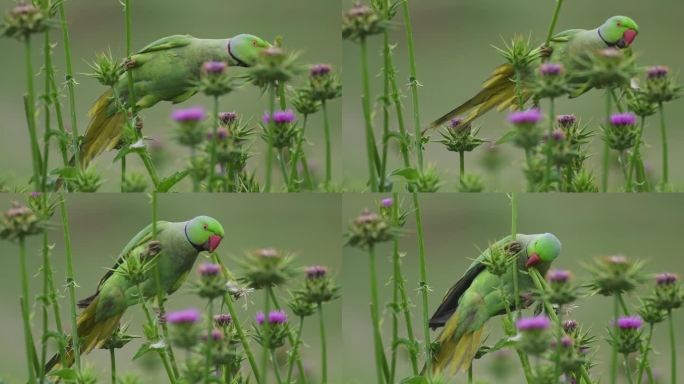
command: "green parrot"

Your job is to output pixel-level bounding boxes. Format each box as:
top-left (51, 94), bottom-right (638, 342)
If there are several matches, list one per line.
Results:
top-left (45, 216), bottom-right (225, 371)
top-left (429, 15), bottom-right (639, 128)
top-left (80, 34), bottom-right (272, 167)
top-left (428, 233), bottom-right (561, 376)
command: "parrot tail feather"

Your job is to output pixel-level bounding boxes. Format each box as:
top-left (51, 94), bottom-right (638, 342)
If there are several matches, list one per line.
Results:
top-left (431, 313), bottom-right (485, 376)
top-left (45, 296), bottom-right (122, 374)
top-left (79, 90), bottom-right (125, 168)
top-left (429, 63), bottom-right (524, 129)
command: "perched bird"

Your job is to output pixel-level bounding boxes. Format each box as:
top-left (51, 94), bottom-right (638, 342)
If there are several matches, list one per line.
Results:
top-left (429, 233), bottom-right (561, 376)
top-left (45, 216), bottom-right (225, 371)
top-left (429, 16), bottom-right (639, 128)
top-left (81, 34), bottom-right (271, 167)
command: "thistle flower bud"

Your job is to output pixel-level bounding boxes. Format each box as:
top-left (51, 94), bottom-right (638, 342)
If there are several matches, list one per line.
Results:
top-left (237, 248), bottom-right (298, 289)
top-left (87, 50), bottom-right (124, 87)
top-left (646, 66), bottom-right (669, 80)
top-left (609, 316), bottom-right (643, 354)
top-left (288, 292), bottom-right (317, 317)
top-left (122, 172), bottom-right (148, 193)
top-left (100, 325), bottom-right (137, 350)
top-left (198, 262), bottom-right (221, 277)
top-left (516, 315), bottom-right (551, 355)
top-left (248, 45), bottom-right (300, 88)
top-left (1, 202), bottom-right (44, 241)
top-left (263, 110), bottom-right (296, 125)
top-left (534, 63), bottom-right (569, 98)
top-left (1, 2), bottom-right (47, 39)
top-left (202, 61), bottom-right (227, 75)
top-left (653, 272), bottom-right (682, 311)
top-left (308, 63), bottom-right (341, 101)
top-left (167, 309), bottom-right (201, 349)
top-left (508, 109), bottom-right (542, 125)
top-left (218, 112), bottom-right (237, 125)
top-left (508, 109), bottom-right (543, 150)
top-left (346, 209), bottom-right (398, 249)
top-left (214, 314), bottom-right (232, 327)
top-left (562, 319), bottom-right (578, 333)
top-left (305, 265), bottom-right (328, 279)
top-left (299, 265), bottom-right (340, 304)
top-left (585, 255), bottom-right (646, 296)
top-left (195, 263), bottom-right (226, 299)
top-left (172, 107), bottom-right (207, 123)
top-left (458, 173), bottom-right (485, 193)
top-left (602, 113), bottom-right (639, 151)
top-left (72, 167), bottom-right (103, 193)
top-left (556, 114), bottom-right (577, 128)
top-left (198, 60), bottom-right (236, 97)
top-left (637, 299), bottom-right (667, 324)
top-left (578, 48), bottom-right (637, 90)
top-left (291, 87), bottom-right (321, 115)
top-left (481, 242), bottom-right (517, 276)
top-left (201, 329), bottom-right (224, 342)
top-left (539, 63), bottom-right (563, 76)
top-left (310, 64), bottom-right (331, 77)
top-left (439, 118), bottom-right (484, 153)
top-left (262, 110), bottom-right (298, 149)
top-left (380, 198), bottom-right (393, 208)
top-left (254, 310), bottom-right (290, 349)
top-left (342, 3), bottom-right (388, 42)
top-left (644, 65), bottom-right (682, 104)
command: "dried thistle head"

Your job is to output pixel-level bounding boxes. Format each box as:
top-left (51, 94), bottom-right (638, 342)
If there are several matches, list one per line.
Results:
top-left (236, 248), bottom-right (298, 289)
top-left (1, 2), bottom-right (49, 40)
top-left (346, 209), bottom-right (399, 249)
top-left (341, 3), bottom-right (388, 42)
top-left (584, 255), bottom-right (647, 296)
top-left (247, 46), bottom-right (302, 88)
top-left (196, 60), bottom-right (238, 97)
top-left (0, 201), bottom-right (45, 241)
top-left (308, 63), bottom-right (342, 102)
top-left (86, 50), bottom-right (124, 87)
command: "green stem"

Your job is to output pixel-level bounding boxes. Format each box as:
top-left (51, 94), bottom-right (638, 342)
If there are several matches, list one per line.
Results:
top-left (270, 348), bottom-right (284, 384)
top-left (110, 348), bottom-right (116, 384)
top-left (261, 288), bottom-right (271, 384)
top-left (318, 304), bottom-right (328, 384)
top-left (222, 292), bottom-right (261, 384)
top-left (121, 157), bottom-right (127, 192)
top-left (359, 37), bottom-right (379, 191)
top-left (24, 35), bottom-right (42, 191)
top-left (19, 238), bottom-right (37, 384)
top-left (44, 29), bottom-right (69, 172)
top-left (58, 1), bottom-right (81, 168)
top-left (468, 365), bottom-right (473, 384)
top-left (544, 98), bottom-right (555, 189)
top-left (459, 151), bottom-right (465, 183)
top-left (285, 317), bottom-right (305, 384)
top-left (267, 290), bottom-right (307, 383)
top-left (626, 116), bottom-right (645, 192)
top-left (392, 193), bottom-right (419, 375)
top-left (625, 354), bottom-right (635, 384)
top-left (544, 0), bottom-right (565, 47)
top-left (204, 299), bottom-right (214, 383)
top-left (636, 323), bottom-right (654, 384)
top-left (511, 193), bottom-right (521, 316)
top-left (368, 244), bottom-right (389, 383)
top-left (401, 0), bottom-right (424, 171)
top-left (39, 232), bottom-right (50, 382)
top-left (322, 100), bottom-right (332, 188)
top-left (554, 306), bottom-right (563, 384)
top-left (611, 295), bottom-right (619, 384)
top-left (278, 80), bottom-right (288, 110)
top-left (59, 196), bottom-right (81, 371)
top-left (123, 0), bottom-right (137, 191)
top-left (41, 30), bottom-right (52, 192)
top-left (658, 103), bottom-right (668, 188)
top-left (379, 25), bottom-right (391, 192)
top-left (278, 149), bottom-right (290, 187)
top-left (289, 115), bottom-right (311, 191)
top-left (668, 310), bottom-right (676, 384)
top-left (412, 192), bottom-right (432, 379)
top-left (264, 86), bottom-right (276, 192)
top-left (209, 96), bottom-right (219, 191)
top-left (137, 283), bottom-right (176, 383)
top-left (602, 91), bottom-right (612, 192)
top-left (138, 151), bottom-right (160, 189)
top-left (387, 44), bottom-right (411, 169)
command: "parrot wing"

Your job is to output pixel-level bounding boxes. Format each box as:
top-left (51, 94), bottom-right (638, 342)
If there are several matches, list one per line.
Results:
top-left (77, 222), bottom-right (167, 308)
top-left (137, 34), bottom-right (194, 54)
top-left (429, 262), bottom-right (486, 329)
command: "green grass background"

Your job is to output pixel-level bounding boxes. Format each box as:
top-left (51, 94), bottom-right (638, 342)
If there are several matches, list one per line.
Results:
top-left (0, 193), bottom-right (342, 382)
top-left (0, 0), bottom-right (342, 191)
top-left (342, 0), bottom-right (684, 191)
top-left (343, 193), bottom-right (684, 383)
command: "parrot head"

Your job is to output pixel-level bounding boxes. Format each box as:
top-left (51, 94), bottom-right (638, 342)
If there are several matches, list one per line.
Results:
top-left (227, 34), bottom-right (272, 67)
top-left (186, 216), bottom-right (225, 252)
top-left (599, 16), bottom-right (639, 49)
top-left (525, 233), bottom-right (561, 268)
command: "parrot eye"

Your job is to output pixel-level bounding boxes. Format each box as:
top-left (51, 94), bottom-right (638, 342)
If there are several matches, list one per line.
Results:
top-left (252, 39), bottom-right (258, 47)
top-left (617, 21), bottom-right (622, 27)
top-left (203, 224), bottom-right (208, 230)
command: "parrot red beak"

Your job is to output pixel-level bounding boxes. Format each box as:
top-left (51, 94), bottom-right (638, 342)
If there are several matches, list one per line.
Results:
top-left (206, 235), bottom-right (223, 252)
top-left (619, 29), bottom-right (637, 48)
top-left (525, 252), bottom-right (541, 268)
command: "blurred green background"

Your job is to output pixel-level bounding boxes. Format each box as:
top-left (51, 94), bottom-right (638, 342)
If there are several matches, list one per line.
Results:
top-left (0, 193), bottom-right (342, 382)
top-left (0, 0), bottom-right (341, 191)
top-left (343, 193), bottom-right (684, 383)
top-left (342, 0), bottom-right (684, 191)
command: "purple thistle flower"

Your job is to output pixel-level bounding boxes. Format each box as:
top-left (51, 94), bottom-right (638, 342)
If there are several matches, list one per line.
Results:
top-left (655, 272), bottom-right (677, 286)
top-left (171, 107), bottom-right (206, 122)
top-left (609, 112), bottom-right (637, 127)
top-left (556, 114), bottom-right (576, 128)
top-left (646, 66), bottom-right (669, 79)
top-left (268, 310), bottom-right (288, 324)
top-left (255, 311), bottom-right (266, 325)
top-left (563, 319), bottom-right (578, 333)
top-left (202, 329), bottom-right (224, 342)
top-left (310, 64), bottom-right (332, 77)
top-left (305, 265), bottom-right (328, 279)
top-left (381, 198), bottom-right (393, 207)
top-left (166, 309), bottom-right (201, 325)
top-left (516, 315), bottom-right (551, 331)
top-left (263, 110), bottom-right (296, 125)
top-left (202, 61), bottom-right (227, 74)
top-left (560, 335), bottom-right (574, 348)
top-left (214, 314), bottom-right (232, 327)
top-left (539, 63), bottom-right (564, 76)
top-left (198, 262), bottom-right (221, 277)
top-left (617, 316), bottom-right (642, 330)
top-left (30, 192), bottom-right (42, 197)
top-left (508, 108), bottom-right (542, 125)
top-left (551, 129), bottom-right (566, 142)
top-left (219, 112), bottom-right (237, 124)
top-left (449, 118), bottom-right (463, 129)
top-left (208, 127), bottom-right (230, 141)
top-left (547, 269), bottom-right (571, 283)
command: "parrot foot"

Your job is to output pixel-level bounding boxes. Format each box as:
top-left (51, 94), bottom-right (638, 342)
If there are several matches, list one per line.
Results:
top-left (504, 240), bottom-right (522, 255)
top-left (146, 241), bottom-right (162, 258)
top-left (123, 57), bottom-right (138, 70)
top-left (539, 45), bottom-right (554, 60)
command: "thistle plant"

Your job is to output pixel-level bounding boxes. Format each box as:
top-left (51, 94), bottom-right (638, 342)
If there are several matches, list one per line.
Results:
top-left (437, 118), bottom-right (485, 186)
top-left (308, 64), bottom-right (341, 188)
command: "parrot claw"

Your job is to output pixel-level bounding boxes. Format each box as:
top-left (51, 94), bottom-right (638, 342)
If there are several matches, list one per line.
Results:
top-left (146, 241), bottom-right (162, 258)
top-left (539, 45), bottom-right (554, 60)
top-left (123, 57), bottom-right (138, 70)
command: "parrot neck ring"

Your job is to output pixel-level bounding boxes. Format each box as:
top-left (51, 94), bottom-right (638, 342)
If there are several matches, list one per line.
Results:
top-left (227, 39), bottom-right (249, 67)
top-left (597, 28), bottom-right (617, 48)
top-left (184, 222), bottom-right (205, 252)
